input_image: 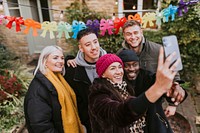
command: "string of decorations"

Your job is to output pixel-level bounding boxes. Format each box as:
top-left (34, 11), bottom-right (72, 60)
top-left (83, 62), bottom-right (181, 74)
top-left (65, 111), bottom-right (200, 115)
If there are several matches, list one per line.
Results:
top-left (0, 0), bottom-right (199, 39)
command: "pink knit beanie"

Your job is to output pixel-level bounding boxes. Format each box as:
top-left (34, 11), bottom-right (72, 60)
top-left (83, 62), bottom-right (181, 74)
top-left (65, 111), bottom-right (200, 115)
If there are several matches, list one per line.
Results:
top-left (96, 54), bottom-right (123, 77)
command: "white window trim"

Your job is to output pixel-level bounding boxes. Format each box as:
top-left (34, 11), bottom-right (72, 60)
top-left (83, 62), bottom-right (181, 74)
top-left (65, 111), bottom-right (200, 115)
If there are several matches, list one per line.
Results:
top-left (118, 0), bottom-right (160, 17)
top-left (3, 0), bottom-right (20, 16)
top-left (3, 0), bottom-right (52, 22)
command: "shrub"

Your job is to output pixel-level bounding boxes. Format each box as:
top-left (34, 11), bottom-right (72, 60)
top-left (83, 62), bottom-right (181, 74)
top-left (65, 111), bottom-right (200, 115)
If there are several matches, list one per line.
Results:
top-left (0, 44), bottom-right (31, 132)
top-left (0, 45), bottom-right (17, 70)
top-left (161, 1), bottom-right (200, 81)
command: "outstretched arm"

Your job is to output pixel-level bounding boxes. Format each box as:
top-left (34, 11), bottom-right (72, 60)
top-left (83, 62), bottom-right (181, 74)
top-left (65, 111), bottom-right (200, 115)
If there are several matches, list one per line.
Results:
top-left (145, 47), bottom-right (180, 103)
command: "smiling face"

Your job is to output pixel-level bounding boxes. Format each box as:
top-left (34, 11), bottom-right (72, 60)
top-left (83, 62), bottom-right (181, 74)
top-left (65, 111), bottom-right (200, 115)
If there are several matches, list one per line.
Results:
top-left (78, 33), bottom-right (100, 63)
top-left (102, 62), bottom-right (124, 84)
top-left (124, 61), bottom-right (139, 80)
top-left (45, 49), bottom-right (64, 73)
top-left (123, 25), bottom-right (143, 51)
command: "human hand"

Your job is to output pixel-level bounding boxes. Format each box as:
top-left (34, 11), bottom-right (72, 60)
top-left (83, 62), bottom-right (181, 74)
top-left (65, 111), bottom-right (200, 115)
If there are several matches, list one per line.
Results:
top-left (165, 105), bottom-right (176, 117)
top-left (145, 48), bottom-right (181, 103)
top-left (67, 59), bottom-right (77, 68)
top-left (155, 47), bottom-right (180, 94)
top-left (82, 124), bottom-right (87, 133)
top-left (166, 82), bottom-right (185, 105)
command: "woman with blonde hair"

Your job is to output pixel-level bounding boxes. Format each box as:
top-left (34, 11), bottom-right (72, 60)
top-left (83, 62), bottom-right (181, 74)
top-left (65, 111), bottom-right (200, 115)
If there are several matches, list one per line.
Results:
top-left (24, 45), bottom-right (85, 133)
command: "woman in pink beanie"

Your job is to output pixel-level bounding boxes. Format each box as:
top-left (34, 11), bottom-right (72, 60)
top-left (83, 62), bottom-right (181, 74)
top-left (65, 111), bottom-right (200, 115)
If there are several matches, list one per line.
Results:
top-left (96, 54), bottom-right (123, 78)
top-left (88, 48), bottom-right (180, 133)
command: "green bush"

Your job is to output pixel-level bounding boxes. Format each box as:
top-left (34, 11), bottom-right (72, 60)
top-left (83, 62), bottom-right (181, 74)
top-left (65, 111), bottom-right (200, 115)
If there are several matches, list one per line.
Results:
top-left (161, 1), bottom-right (200, 81)
top-left (0, 44), bottom-right (31, 132)
top-left (0, 45), bottom-right (17, 70)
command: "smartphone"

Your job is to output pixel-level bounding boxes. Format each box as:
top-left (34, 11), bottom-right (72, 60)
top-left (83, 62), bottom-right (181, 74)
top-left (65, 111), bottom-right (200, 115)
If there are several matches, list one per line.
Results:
top-left (162, 35), bottom-right (183, 71)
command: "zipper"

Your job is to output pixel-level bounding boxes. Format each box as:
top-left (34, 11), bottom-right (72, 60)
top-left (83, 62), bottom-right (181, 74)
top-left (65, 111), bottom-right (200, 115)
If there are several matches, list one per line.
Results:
top-left (156, 113), bottom-right (168, 128)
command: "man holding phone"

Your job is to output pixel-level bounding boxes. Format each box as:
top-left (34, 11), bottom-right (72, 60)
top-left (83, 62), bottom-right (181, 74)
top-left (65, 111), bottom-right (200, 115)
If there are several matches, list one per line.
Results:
top-left (117, 20), bottom-right (186, 107)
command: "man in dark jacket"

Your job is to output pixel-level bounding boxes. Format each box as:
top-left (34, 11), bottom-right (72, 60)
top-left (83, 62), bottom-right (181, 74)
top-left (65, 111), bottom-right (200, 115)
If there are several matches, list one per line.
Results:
top-left (64, 28), bottom-right (106, 133)
top-left (117, 20), bottom-right (185, 106)
top-left (118, 49), bottom-right (187, 133)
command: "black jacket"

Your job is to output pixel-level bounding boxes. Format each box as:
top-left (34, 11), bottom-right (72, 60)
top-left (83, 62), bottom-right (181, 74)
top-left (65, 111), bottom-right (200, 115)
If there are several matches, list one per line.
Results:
top-left (129, 69), bottom-right (174, 133)
top-left (64, 56), bottom-right (91, 133)
top-left (24, 71), bottom-right (63, 133)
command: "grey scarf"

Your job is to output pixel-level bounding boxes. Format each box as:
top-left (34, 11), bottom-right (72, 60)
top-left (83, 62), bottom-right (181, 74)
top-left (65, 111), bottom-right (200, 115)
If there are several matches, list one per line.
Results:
top-left (75, 47), bottom-right (107, 83)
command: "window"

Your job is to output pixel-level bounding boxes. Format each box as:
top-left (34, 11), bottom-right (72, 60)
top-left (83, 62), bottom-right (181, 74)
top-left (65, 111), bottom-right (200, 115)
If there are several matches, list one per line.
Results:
top-left (3, 0), bottom-right (56, 55)
top-left (30, 0), bottom-right (51, 22)
top-left (4, 0), bottom-right (51, 22)
top-left (6, 0), bottom-right (20, 17)
top-left (143, 0), bottom-right (158, 9)
top-left (118, 0), bottom-right (159, 17)
top-left (123, 0), bottom-right (137, 17)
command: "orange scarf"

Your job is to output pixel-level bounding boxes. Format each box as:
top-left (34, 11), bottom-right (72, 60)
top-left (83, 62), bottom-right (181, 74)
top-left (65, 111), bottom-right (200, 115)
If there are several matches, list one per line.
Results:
top-left (46, 70), bottom-right (84, 133)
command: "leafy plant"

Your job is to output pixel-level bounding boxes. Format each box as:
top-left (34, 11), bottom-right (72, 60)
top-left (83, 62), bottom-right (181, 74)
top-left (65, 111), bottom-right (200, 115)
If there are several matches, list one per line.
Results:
top-left (161, 1), bottom-right (200, 81)
top-left (0, 44), bottom-right (32, 132)
top-left (0, 97), bottom-right (24, 133)
top-left (0, 45), bottom-right (18, 70)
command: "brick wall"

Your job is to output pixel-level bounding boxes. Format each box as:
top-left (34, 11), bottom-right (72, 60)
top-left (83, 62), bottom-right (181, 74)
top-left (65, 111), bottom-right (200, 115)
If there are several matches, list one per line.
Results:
top-left (0, 19), bottom-right (29, 57)
top-left (0, 0), bottom-right (116, 63)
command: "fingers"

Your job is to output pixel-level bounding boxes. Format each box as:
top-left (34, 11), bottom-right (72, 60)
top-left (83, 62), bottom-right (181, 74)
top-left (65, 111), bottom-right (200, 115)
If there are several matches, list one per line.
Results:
top-left (164, 109), bottom-right (170, 117)
top-left (166, 88), bottom-right (173, 97)
top-left (169, 83), bottom-right (185, 105)
top-left (165, 106), bottom-right (176, 117)
top-left (157, 47), bottom-right (177, 75)
top-left (173, 90), bottom-right (185, 105)
top-left (164, 52), bottom-right (176, 70)
top-left (169, 58), bottom-right (181, 72)
top-left (67, 59), bottom-right (77, 68)
top-left (157, 47), bottom-right (164, 70)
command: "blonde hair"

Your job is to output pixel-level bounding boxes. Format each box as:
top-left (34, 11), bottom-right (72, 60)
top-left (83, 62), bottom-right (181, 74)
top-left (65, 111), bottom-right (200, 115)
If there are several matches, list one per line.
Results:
top-left (34, 45), bottom-right (65, 76)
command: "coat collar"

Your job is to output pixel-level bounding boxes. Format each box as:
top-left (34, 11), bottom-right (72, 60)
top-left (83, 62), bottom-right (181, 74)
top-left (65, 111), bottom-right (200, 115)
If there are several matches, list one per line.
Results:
top-left (35, 71), bottom-right (57, 93)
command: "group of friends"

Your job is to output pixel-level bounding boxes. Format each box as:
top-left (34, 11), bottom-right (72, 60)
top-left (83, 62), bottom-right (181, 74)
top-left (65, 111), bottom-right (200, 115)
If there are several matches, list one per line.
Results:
top-left (24, 20), bottom-right (187, 133)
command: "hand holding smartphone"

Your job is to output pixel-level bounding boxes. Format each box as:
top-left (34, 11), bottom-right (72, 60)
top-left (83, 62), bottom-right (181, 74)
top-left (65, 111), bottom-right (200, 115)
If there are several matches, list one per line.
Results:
top-left (162, 35), bottom-right (183, 71)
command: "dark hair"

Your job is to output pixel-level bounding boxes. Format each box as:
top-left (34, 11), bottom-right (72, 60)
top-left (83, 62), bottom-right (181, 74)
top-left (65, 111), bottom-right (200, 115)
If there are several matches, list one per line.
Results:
top-left (77, 28), bottom-right (96, 41)
top-left (122, 20), bottom-right (141, 32)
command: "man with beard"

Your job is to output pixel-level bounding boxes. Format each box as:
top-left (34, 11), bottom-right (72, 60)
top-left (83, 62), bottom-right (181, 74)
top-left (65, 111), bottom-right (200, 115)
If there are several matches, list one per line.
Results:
top-left (117, 49), bottom-right (187, 133)
top-left (64, 28), bottom-right (107, 133)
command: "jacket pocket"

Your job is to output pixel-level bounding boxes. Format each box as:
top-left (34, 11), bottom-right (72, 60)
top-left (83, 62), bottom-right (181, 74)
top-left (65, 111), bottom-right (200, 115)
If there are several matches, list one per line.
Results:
top-left (156, 113), bottom-right (169, 128)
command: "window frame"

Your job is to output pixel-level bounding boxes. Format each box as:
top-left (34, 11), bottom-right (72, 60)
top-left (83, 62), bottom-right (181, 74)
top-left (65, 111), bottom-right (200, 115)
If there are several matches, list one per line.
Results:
top-left (117, 0), bottom-right (161, 18)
